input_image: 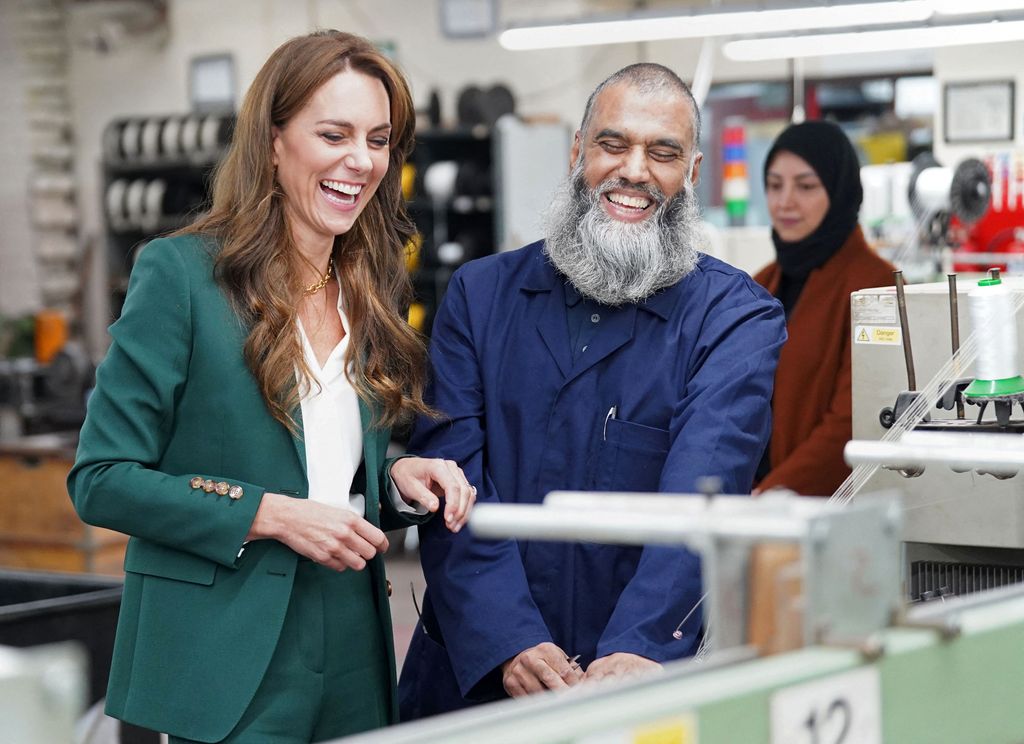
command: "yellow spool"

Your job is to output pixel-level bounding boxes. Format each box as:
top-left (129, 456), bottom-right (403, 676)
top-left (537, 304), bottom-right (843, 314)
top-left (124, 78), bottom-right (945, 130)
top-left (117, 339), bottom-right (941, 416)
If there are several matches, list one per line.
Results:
top-left (407, 302), bottom-right (426, 332)
top-left (401, 164), bottom-right (416, 201)
top-left (404, 233), bottom-right (423, 274)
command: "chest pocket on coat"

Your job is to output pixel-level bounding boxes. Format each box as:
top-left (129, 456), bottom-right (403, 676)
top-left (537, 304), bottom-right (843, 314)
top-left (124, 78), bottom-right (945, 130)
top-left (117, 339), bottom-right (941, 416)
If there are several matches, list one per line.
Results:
top-left (593, 417), bottom-right (670, 493)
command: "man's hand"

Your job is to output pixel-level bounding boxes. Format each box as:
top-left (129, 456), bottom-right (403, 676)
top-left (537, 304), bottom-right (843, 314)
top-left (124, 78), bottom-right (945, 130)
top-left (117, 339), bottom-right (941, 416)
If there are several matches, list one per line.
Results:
top-left (584, 653), bottom-right (661, 683)
top-left (501, 642), bottom-right (584, 697)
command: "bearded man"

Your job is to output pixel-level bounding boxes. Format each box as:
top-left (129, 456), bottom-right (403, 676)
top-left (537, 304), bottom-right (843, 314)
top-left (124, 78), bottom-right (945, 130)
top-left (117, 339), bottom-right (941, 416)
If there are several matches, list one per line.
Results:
top-left (398, 63), bottom-right (786, 719)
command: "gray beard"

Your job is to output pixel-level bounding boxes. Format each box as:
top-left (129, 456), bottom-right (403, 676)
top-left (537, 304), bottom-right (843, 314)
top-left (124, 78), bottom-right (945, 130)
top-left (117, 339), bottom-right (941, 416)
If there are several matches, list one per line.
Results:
top-left (542, 161), bottom-right (702, 306)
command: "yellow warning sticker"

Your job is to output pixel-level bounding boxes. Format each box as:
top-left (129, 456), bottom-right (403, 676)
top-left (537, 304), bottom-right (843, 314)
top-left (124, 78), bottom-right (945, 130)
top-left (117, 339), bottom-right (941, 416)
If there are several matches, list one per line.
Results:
top-left (576, 715), bottom-right (697, 744)
top-left (854, 325), bottom-right (901, 345)
top-left (633, 718), bottom-right (694, 744)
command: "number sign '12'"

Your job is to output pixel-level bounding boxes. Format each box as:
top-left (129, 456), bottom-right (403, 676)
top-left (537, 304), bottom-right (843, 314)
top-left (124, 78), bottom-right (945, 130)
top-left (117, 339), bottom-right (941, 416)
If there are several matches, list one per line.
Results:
top-left (770, 666), bottom-right (882, 744)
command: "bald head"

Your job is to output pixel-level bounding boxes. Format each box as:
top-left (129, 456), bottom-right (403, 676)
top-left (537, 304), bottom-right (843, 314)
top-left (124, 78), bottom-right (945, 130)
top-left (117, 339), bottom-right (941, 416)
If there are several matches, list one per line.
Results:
top-left (579, 63), bottom-right (701, 146)
top-left (547, 64), bottom-right (704, 306)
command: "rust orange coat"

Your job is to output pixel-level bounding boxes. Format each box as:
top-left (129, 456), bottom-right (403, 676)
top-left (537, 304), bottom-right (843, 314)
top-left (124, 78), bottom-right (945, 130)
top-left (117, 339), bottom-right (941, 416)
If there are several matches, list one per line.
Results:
top-left (753, 226), bottom-right (894, 496)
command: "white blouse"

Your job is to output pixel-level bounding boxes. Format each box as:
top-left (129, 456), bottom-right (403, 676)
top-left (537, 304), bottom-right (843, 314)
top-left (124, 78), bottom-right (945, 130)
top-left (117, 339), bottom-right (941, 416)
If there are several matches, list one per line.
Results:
top-left (295, 289), bottom-right (423, 516)
top-left (296, 294), bottom-right (365, 513)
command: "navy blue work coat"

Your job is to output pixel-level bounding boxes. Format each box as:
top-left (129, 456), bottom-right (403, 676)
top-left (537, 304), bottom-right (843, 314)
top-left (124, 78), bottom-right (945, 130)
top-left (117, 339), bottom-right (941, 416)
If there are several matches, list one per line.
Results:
top-left (399, 241), bottom-right (785, 718)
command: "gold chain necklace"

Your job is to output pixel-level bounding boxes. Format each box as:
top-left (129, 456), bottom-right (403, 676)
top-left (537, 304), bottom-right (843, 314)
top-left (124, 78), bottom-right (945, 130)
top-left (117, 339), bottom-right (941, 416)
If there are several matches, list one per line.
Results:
top-left (303, 261), bottom-right (334, 296)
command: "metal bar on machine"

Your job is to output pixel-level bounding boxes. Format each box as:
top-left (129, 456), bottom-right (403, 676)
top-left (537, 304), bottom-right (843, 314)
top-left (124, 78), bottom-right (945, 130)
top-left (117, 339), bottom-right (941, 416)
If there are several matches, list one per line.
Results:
top-left (950, 251), bottom-right (1024, 265)
top-left (545, 491), bottom-right (828, 518)
top-left (845, 431), bottom-right (1024, 471)
top-left (894, 269), bottom-right (917, 391)
top-left (948, 273), bottom-right (965, 419)
top-left (832, 286), bottom-right (1024, 505)
top-left (906, 581), bottom-right (1024, 622)
top-left (469, 503), bottom-right (805, 547)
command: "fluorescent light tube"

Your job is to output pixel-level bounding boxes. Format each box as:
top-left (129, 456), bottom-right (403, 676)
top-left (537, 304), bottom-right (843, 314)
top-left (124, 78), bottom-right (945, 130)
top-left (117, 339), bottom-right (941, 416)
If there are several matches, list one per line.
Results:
top-left (499, 2), bottom-right (934, 50)
top-left (931, 0), bottom-right (1024, 13)
top-left (723, 19), bottom-right (1024, 60)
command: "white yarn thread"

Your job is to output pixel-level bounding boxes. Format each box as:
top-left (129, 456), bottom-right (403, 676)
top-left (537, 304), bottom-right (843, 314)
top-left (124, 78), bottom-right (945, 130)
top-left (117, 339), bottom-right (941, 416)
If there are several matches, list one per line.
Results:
top-left (702, 180), bottom-right (1007, 648)
top-left (830, 287), bottom-right (1024, 506)
top-left (971, 281), bottom-right (1020, 381)
top-left (914, 166), bottom-right (954, 215)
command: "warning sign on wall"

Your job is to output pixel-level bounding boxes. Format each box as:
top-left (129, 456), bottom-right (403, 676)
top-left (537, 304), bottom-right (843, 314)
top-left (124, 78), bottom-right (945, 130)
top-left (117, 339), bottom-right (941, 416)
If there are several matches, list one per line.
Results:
top-left (854, 325), bottom-right (902, 345)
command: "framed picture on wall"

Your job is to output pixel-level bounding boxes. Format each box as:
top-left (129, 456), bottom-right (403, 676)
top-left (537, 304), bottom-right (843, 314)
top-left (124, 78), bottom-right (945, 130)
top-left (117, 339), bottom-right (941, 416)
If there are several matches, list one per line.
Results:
top-left (440, 0), bottom-right (497, 38)
top-left (189, 53), bottom-right (236, 114)
top-left (944, 80), bottom-right (1015, 143)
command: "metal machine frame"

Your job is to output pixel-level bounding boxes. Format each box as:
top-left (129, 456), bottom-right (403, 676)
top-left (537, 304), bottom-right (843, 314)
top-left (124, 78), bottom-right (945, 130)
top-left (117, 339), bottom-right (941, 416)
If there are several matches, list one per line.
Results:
top-left (340, 496), bottom-right (1024, 744)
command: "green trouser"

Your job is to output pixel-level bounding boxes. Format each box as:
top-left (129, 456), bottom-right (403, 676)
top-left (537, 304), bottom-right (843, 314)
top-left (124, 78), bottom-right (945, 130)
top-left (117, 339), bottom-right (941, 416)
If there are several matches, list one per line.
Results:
top-left (171, 559), bottom-right (390, 744)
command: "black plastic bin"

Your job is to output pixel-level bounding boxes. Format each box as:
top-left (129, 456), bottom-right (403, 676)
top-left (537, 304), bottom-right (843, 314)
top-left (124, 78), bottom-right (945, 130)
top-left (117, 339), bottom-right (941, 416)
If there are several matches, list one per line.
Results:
top-left (0, 568), bottom-right (122, 704)
top-left (0, 569), bottom-right (159, 743)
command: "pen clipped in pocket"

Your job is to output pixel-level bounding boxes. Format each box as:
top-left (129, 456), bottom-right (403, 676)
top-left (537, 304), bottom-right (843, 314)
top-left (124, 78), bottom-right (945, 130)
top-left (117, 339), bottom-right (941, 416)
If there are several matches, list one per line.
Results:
top-left (594, 414), bottom-right (670, 492)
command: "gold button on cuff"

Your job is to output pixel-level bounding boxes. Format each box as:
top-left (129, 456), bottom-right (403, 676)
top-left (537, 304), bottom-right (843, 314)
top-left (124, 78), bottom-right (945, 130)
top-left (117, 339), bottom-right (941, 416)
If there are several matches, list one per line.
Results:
top-left (202, 479), bottom-right (215, 493)
top-left (189, 476), bottom-right (204, 489)
top-left (214, 481), bottom-right (230, 496)
top-left (386, 579), bottom-right (393, 597)
top-left (228, 485), bottom-right (244, 500)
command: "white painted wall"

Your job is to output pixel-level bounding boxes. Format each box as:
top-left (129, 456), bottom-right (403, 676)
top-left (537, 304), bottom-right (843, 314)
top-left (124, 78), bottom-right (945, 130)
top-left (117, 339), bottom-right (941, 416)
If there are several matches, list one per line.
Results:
top-left (66, 0), bottom-right (636, 351)
top-left (63, 0), bottom-right (939, 240)
top-left (26, 0), bottom-right (1024, 351)
top-left (67, 0), bottom-right (318, 352)
top-left (68, 0), bottom-right (313, 247)
top-left (0, 0), bottom-right (43, 317)
top-left (933, 40), bottom-right (1024, 167)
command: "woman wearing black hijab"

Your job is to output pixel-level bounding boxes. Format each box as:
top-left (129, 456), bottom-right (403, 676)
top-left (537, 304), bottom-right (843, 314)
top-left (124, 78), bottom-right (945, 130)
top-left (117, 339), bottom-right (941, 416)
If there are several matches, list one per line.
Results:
top-left (752, 120), bottom-right (894, 496)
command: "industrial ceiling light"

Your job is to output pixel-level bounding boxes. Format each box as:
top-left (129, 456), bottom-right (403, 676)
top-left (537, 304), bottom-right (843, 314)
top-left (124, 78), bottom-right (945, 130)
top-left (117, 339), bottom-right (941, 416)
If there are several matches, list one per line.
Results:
top-left (931, 0), bottom-right (1024, 13)
top-left (498, 1), bottom-right (934, 50)
top-left (723, 19), bottom-right (1024, 60)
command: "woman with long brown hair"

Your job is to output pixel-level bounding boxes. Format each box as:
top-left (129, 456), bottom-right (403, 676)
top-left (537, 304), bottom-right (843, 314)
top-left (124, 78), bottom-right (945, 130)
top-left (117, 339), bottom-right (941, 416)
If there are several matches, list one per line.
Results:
top-left (69, 30), bottom-right (475, 742)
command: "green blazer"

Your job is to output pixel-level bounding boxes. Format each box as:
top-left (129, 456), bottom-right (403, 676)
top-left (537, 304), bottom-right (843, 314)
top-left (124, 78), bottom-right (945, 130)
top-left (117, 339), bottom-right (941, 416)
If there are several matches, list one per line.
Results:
top-left (68, 234), bottom-right (428, 741)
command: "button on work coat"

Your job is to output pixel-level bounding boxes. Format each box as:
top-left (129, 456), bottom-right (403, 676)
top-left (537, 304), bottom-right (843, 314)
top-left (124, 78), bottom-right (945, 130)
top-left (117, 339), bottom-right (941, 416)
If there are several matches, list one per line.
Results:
top-left (399, 241), bottom-right (786, 718)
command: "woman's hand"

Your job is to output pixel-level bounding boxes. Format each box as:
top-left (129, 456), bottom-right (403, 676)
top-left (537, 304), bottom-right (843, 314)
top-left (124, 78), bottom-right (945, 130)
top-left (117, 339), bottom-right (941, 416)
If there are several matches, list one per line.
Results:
top-left (248, 493), bottom-right (388, 571)
top-left (390, 456), bottom-right (476, 533)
